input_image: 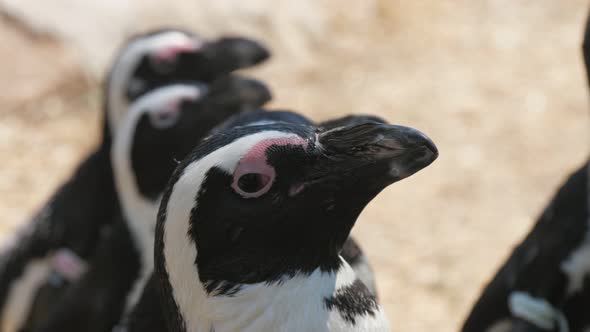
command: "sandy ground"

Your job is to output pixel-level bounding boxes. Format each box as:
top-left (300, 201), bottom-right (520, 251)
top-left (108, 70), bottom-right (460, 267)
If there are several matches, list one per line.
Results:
top-left (1, 1), bottom-right (590, 331)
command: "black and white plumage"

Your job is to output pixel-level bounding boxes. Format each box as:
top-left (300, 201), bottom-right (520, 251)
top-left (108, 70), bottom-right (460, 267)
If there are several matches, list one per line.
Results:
top-left (461, 164), bottom-right (589, 332)
top-left (461, 12), bottom-right (590, 332)
top-left (122, 110), bottom-right (384, 332)
top-left (32, 77), bottom-right (271, 332)
top-left (0, 30), bottom-right (270, 332)
top-left (142, 119), bottom-right (437, 331)
top-left (212, 110), bottom-right (385, 295)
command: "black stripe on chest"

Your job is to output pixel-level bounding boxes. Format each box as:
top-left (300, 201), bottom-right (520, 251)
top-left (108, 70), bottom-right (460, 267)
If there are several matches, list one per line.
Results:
top-left (324, 279), bottom-right (378, 324)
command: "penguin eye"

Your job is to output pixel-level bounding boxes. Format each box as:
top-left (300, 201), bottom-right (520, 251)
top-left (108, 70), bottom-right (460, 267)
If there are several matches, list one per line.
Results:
top-left (232, 170), bottom-right (275, 198)
top-left (237, 173), bottom-right (271, 193)
top-left (149, 108), bottom-right (181, 129)
top-left (231, 140), bottom-right (298, 198)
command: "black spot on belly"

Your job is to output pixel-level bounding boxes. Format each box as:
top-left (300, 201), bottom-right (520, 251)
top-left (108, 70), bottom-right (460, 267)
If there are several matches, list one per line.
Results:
top-left (324, 279), bottom-right (379, 324)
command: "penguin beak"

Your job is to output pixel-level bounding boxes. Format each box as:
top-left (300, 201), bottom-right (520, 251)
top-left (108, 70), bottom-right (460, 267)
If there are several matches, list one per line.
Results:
top-left (205, 75), bottom-right (272, 109)
top-left (300, 122), bottom-right (438, 192)
top-left (319, 121), bottom-right (438, 179)
top-left (200, 37), bottom-right (270, 71)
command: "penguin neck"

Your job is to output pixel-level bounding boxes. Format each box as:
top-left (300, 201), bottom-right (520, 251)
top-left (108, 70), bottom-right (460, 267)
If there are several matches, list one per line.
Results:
top-left (166, 258), bottom-right (366, 332)
top-left (111, 110), bottom-right (158, 276)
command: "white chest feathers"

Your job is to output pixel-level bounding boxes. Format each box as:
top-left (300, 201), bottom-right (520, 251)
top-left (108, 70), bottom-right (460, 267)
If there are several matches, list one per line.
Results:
top-left (178, 262), bottom-right (390, 332)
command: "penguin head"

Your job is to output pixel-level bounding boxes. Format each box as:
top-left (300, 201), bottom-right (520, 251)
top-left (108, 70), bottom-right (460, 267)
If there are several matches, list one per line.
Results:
top-left (157, 121), bottom-right (438, 295)
top-left (106, 29), bottom-right (270, 136)
top-left (113, 75), bottom-right (271, 202)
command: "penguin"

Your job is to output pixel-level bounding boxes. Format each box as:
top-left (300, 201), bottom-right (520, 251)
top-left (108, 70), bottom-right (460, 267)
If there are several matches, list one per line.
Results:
top-left (137, 119), bottom-right (437, 332)
top-left (33, 76), bottom-right (272, 332)
top-left (0, 30), bottom-right (270, 332)
top-left (461, 164), bottom-right (589, 332)
top-left (461, 11), bottom-right (590, 332)
top-left (119, 110), bottom-right (385, 332)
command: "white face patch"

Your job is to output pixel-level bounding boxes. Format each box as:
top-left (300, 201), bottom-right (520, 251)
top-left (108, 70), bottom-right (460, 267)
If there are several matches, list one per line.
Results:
top-left (107, 31), bottom-right (204, 135)
top-left (121, 83), bottom-right (203, 134)
top-left (162, 130), bottom-right (304, 330)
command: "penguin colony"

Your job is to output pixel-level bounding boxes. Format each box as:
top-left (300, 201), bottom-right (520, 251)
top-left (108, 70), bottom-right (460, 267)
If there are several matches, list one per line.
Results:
top-left (4, 8), bottom-right (590, 332)
top-left (0, 25), bottom-right (441, 331)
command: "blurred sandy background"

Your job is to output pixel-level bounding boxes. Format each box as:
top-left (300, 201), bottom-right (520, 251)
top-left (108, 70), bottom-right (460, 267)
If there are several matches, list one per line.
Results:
top-left (1, 0), bottom-right (589, 331)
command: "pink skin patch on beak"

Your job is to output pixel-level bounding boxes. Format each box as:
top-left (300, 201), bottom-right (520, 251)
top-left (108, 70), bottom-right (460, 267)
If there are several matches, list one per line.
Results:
top-left (232, 136), bottom-right (309, 198)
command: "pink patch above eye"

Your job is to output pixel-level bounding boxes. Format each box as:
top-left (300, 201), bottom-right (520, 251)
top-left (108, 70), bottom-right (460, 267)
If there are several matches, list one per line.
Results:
top-left (232, 136), bottom-right (309, 198)
top-left (154, 42), bottom-right (201, 63)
